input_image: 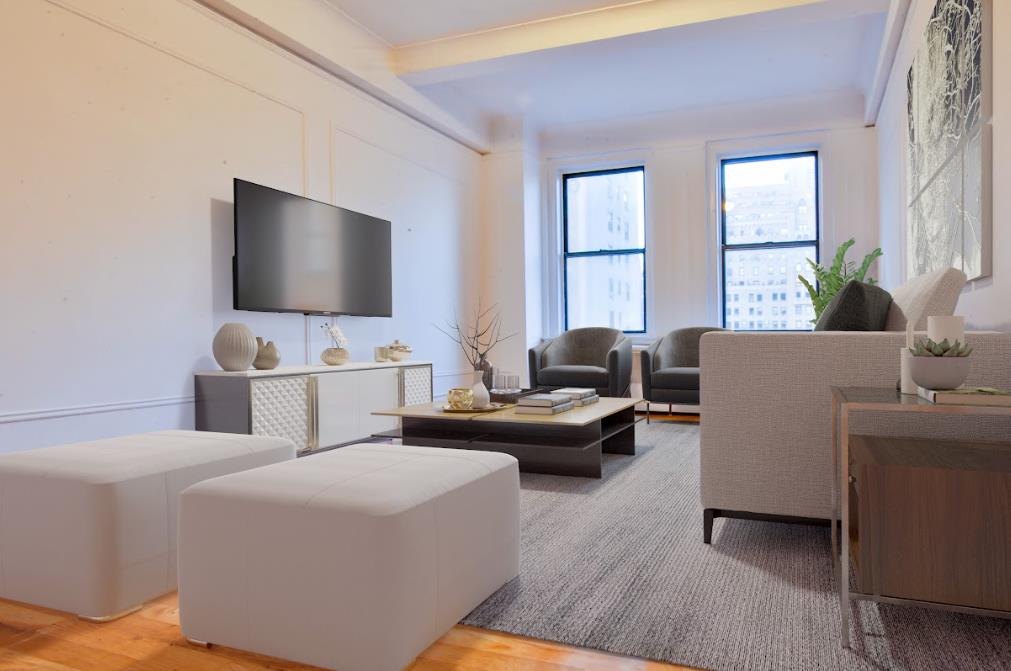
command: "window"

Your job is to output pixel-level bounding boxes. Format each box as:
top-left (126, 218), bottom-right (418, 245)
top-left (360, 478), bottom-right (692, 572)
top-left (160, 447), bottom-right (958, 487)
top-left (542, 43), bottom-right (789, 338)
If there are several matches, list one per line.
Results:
top-left (720, 152), bottom-right (819, 331)
top-left (563, 167), bottom-right (646, 333)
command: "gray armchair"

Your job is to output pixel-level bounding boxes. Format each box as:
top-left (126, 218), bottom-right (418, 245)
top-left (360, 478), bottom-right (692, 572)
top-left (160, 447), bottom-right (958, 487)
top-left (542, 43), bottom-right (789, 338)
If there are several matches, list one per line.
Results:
top-left (641, 327), bottom-right (725, 420)
top-left (529, 327), bottom-right (632, 397)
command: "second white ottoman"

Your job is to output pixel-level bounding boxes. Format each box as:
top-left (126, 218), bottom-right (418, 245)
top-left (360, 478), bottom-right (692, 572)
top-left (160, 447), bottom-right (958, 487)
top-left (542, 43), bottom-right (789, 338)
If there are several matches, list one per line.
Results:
top-left (178, 444), bottom-right (520, 671)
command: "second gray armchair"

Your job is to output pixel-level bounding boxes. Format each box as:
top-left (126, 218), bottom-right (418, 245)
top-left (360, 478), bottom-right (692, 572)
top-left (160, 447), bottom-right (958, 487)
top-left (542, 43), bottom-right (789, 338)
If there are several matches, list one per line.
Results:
top-left (641, 327), bottom-right (725, 420)
top-left (529, 327), bottom-right (632, 397)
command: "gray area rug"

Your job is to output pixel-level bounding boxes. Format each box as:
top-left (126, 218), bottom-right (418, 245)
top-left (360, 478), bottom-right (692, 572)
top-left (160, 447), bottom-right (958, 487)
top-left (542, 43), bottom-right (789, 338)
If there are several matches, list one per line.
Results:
top-left (463, 422), bottom-right (1011, 670)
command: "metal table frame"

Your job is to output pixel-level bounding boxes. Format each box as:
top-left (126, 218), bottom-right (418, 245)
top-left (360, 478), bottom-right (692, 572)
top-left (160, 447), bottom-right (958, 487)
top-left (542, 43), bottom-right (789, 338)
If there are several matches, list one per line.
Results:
top-left (830, 386), bottom-right (1011, 648)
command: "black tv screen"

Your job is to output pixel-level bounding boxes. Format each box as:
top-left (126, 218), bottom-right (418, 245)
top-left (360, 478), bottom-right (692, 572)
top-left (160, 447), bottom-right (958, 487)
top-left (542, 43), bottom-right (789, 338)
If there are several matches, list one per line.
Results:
top-left (233, 179), bottom-right (392, 317)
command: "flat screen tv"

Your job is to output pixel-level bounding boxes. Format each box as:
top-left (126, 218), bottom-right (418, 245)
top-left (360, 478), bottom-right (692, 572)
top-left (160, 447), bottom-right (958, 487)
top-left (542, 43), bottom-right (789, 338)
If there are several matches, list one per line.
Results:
top-left (233, 179), bottom-right (392, 317)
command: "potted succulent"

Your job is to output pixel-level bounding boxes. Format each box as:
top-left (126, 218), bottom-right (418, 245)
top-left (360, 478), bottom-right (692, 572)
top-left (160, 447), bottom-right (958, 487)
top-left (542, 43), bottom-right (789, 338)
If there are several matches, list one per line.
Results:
top-left (908, 337), bottom-right (972, 390)
top-left (321, 322), bottom-right (350, 365)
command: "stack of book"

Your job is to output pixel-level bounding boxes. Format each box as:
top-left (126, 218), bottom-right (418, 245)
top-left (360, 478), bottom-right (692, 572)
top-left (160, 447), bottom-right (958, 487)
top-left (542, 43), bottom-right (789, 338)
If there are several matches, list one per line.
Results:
top-left (515, 393), bottom-right (574, 415)
top-left (918, 386), bottom-right (1011, 407)
top-left (552, 387), bottom-right (600, 406)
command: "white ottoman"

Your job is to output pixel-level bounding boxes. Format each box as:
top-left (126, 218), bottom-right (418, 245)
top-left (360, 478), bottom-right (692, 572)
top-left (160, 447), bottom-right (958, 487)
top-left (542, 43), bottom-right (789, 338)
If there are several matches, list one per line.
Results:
top-left (0, 430), bottom-right (295, 620)
top-left (178, 444), bottom-right (520, 671)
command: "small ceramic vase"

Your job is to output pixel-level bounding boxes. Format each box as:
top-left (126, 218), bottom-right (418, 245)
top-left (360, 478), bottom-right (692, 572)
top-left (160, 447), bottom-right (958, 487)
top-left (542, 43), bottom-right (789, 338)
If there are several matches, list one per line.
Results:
top-left (212, 323), bottom-right (256, 371)
top-left (321, 347), bottom-right (349, 365)
top-left (253, 337), bottom-right (280, 370)
top-left (471, 370), bottom-right (491, 409)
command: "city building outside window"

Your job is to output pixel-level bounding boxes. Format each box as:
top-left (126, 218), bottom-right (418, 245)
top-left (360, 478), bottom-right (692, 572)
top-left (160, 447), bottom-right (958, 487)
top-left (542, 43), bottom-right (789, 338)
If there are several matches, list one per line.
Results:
top-left (720, 152), bottom-right (819, 331)
top-left (563, 167), bottom-right (646, 333)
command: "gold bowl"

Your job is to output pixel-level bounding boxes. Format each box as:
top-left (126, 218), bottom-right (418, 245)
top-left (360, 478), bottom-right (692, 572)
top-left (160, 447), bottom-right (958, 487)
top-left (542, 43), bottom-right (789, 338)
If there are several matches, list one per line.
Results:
top-left (446, 387), bottom-right (474, 410)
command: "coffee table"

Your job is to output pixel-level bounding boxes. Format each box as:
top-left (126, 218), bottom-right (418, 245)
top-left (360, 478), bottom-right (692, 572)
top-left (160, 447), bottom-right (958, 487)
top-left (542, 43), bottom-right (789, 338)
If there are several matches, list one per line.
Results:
top-left (372, 397), bottom-right (642, 478)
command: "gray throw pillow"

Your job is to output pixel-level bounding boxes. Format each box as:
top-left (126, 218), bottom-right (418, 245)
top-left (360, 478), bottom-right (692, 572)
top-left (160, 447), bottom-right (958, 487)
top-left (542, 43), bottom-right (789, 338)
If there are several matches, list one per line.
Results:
top-left (814, 280), bottom-right (893, 331)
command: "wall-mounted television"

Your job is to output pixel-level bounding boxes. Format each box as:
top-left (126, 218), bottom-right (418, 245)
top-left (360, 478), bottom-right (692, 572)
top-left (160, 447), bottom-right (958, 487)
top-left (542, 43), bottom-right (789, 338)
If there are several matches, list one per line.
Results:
top-left (233, 179), bottom-right (392, 317)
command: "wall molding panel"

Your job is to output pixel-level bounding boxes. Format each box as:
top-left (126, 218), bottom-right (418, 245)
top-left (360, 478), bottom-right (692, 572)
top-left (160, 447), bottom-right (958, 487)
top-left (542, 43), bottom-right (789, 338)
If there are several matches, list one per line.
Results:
top-left (1, 0), bottom-right (481, 451)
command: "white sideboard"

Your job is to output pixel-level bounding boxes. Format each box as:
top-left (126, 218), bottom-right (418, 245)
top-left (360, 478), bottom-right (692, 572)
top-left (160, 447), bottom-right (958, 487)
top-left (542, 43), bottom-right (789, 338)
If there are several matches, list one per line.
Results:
top-left (195, 361), bottom-right (433, 453)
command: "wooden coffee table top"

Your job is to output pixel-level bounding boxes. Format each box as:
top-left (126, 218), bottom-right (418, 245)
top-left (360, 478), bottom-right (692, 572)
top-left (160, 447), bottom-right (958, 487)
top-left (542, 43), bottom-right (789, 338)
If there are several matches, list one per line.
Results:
top-left (373, 397), bottom-right (641, 427)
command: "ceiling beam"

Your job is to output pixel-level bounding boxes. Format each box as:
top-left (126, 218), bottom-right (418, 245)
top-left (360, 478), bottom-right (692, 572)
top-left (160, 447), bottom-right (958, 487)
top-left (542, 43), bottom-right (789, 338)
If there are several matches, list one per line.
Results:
top-left (393, 0), bottom-right (881, 80)
top-left (863, 0), bottom-right (911, 125)
top-left (198, 0), bottom-right (490, 152)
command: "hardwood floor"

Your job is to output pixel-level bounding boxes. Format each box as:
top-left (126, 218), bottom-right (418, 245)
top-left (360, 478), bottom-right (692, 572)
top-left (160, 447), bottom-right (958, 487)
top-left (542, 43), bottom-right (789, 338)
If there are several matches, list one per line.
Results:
top-left (0, 594), bottom-right (696, 671)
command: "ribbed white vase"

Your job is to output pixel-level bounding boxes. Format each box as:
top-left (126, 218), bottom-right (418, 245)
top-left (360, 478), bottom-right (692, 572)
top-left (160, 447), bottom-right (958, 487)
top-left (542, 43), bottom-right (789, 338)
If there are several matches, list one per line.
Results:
top-left (212, 323), bottom-right (257, 371)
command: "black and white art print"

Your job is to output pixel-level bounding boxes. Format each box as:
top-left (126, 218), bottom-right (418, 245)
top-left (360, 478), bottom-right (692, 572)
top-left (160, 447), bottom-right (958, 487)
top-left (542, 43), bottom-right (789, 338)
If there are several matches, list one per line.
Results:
top-left (906, 0), bottom-right (991, 280)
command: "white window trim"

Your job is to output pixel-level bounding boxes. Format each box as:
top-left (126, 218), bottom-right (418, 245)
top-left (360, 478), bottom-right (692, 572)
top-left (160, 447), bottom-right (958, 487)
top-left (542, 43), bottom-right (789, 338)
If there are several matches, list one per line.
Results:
top-left (542, 150), bottom-right (655, 344)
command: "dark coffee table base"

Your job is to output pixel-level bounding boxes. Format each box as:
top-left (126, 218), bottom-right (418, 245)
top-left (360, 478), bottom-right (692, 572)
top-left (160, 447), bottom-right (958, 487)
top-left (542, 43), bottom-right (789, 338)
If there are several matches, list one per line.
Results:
top-left (398, 405), bottom-right (637, 478)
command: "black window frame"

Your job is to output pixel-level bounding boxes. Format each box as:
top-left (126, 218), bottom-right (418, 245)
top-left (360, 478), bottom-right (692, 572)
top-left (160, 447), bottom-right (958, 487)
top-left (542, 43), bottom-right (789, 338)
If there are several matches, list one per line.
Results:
top-left (562, 166), bottom-right (647, 334)
top-left (719, 151), bottom-right (820, 331)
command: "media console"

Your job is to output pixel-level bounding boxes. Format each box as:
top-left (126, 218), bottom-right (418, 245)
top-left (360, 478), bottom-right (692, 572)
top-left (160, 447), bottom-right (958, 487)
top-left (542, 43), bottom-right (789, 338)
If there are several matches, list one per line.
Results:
top-left (195, 361), bottom-right (432, 454)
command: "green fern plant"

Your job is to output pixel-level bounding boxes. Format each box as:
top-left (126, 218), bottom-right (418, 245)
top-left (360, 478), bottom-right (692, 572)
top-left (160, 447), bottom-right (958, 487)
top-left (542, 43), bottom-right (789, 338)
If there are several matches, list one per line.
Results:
top-left (798, 239), bottom-right (883, 321)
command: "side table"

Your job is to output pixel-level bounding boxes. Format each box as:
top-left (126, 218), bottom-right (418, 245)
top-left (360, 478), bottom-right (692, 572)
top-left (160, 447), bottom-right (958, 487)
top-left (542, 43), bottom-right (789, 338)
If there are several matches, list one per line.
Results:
top-left (830, 387), bottom-right (1011, 648)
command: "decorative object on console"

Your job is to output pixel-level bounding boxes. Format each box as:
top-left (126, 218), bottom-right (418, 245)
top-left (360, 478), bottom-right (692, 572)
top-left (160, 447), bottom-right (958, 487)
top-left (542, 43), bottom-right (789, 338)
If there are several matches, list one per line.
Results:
top-left (906, 0), bottom-right (991, 280)
top-left (321, 321), bottom-right (349, 366)
top-left (799, 239), bottom-right (883, 322)
top-left (386, 339), bottom-right (412, 362)
top-left (374, 346), bottom-right (389, 362)
top-left (447, 387), bottom-right (474, 410)
top-left (909, 336), bottom-right (972, 390)
top-left (212, 323), bottom-right (257, 371)
top-left (435, 300), bottom-right (516, 392)
top-left (253, 337), bottom-right (280, 370)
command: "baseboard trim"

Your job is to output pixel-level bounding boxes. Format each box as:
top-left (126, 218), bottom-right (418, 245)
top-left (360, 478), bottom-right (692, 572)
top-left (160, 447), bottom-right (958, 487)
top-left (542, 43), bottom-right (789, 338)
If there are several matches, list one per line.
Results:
top-left (703, 508), bottom-right (829, 544)
top-left (0, 395), bottom-right (195, 425)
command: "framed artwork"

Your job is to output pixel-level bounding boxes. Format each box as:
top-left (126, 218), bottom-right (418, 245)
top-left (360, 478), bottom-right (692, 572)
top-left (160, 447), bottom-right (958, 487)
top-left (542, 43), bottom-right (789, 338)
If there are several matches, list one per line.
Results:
top-left (906, 0), bottom-right (992, 280)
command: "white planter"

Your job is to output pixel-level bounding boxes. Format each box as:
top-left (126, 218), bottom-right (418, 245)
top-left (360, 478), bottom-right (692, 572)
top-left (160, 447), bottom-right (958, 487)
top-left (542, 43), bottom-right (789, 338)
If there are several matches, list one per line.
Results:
top-left (909, 356), bottom-right (970, 390)
top-left (212, 323), bottom-right (257, 371)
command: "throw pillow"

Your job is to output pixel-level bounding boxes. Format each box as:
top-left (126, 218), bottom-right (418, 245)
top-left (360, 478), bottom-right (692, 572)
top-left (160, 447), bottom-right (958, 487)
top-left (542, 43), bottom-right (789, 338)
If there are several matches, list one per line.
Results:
top-left (814, 280), bottom-right (893, 331)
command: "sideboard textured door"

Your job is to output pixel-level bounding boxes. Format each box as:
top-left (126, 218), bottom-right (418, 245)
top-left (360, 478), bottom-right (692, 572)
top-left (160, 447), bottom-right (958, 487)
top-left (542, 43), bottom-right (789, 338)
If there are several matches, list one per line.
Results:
top-left (401, 366), bottom-right (433, 406)
top-left (250, 376), bottom-right (311, 452)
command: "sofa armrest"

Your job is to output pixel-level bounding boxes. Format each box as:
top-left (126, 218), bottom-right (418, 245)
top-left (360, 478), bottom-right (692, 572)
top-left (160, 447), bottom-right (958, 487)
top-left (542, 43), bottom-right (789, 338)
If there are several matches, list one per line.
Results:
top-left (528, 339), bottom-right (552, 388)
top-left (607, 336), bottom-right (633, 397)
top-left (699, 331), bottom-right (1011, 520)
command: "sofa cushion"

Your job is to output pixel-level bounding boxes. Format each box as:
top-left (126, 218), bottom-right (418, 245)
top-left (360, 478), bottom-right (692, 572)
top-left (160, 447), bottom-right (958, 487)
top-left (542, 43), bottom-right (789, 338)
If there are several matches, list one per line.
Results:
top-left (651, 367), bottom-right (700, 390)
top-left (884, 267), bottom-right (966, 331)
top-left (814, 281), bottom-right (893, 331)
top-left (537, 364), bottom-right (609, 388)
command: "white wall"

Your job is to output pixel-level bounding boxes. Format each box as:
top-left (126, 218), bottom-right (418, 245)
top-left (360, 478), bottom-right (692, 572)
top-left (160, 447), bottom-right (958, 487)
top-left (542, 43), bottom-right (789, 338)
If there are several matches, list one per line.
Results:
top-left (877, 0), bottom-right (1009, 330)
top-left (477, 118), bottom-right (544, 383)
top-left (0, 0), bottom-right (481, 451)
top-left (537, 97), bottom-right (880, 341)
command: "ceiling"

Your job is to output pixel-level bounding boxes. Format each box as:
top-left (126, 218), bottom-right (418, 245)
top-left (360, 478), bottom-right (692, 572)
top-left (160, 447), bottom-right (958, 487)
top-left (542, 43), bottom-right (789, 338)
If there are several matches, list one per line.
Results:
top-left (418, 7), bottom-right (885, 130)
top-left (326, 0), bottom-right (643, 46)
top-left (324, 0), bottom-right (896, 141)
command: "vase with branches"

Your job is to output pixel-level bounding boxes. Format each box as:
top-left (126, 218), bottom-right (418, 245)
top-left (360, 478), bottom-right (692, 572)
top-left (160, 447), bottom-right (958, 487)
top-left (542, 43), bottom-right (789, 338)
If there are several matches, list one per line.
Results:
top-left (435, 300), bottom-right (516, 391)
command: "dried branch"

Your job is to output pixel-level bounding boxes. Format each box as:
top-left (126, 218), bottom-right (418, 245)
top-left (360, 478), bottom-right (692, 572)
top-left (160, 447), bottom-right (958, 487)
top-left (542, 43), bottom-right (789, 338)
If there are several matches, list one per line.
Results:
top-left (433, 301), bottom-right (518, 369)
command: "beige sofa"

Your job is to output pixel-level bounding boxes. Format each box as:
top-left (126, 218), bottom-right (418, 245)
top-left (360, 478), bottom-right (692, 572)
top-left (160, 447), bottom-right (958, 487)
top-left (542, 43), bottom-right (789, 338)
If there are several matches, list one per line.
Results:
top-left (699, 268), bottom-right (1011, 541)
